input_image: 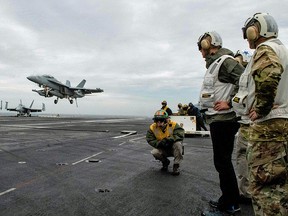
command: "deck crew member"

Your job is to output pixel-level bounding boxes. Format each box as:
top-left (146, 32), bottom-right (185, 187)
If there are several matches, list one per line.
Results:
top-left (146, 110), bottom-right (184, 176)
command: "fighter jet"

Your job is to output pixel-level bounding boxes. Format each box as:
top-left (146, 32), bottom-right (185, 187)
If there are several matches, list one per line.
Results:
top-left (27, 75), bottom-right (104, 105)
top-left (5, 100), bottom-right (45, 117)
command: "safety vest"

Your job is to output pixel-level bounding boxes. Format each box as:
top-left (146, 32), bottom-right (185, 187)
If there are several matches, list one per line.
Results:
top-left (232, 58), bottom-right (255, 124)
top-left (200, 55), bottom-right (235, 115)
top-left (232, 38), bottom-right (288, 123)
top-left (150, 120), bottom-right (177, 141)
top-left (162, 106), bottom-right (169, 112)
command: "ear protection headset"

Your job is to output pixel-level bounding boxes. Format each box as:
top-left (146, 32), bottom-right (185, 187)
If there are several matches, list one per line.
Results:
top-left (200, 38), bottom-right (211, 50)
top-left (246, 25), bottom-right (259, 41)
top-left (198, 31), bottom-right (222, 50)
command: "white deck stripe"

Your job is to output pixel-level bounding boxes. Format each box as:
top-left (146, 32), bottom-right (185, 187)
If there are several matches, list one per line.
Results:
top-left (72, 152), bottom-right (103, 165)
top-left (0, 188), bottom-right (16, 196)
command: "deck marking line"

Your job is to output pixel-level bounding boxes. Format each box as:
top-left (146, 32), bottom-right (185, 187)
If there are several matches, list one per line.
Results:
top-left (72, 152), bottom-right (103, 165)
top-left (0, 188), bottom-right (16, 196)
top-left (129, 136), bottom-right (145, 142)
top-left (113, 131), bottom-right (137, 139)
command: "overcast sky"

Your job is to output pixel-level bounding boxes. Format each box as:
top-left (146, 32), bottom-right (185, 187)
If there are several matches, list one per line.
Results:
top-left (0, 0), bottom-right (287, 117)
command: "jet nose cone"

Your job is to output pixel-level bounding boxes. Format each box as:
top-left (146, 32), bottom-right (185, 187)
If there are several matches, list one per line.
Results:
top-left (27, 75), bottom-right (38, 83)
top-left (27, 76), bottom-right (33, 81)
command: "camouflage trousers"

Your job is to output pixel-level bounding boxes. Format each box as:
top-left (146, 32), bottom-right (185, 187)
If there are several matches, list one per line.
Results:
top-left (247, 118), bottom-right (288, 216)
top-left (151, 141), bottom-right (183, 165)
top-left (236, 124), bottom-right (251, 198)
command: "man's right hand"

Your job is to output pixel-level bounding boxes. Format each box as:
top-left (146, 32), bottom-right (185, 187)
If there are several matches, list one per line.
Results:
top-left (157, 139), bottom-right (172, 149)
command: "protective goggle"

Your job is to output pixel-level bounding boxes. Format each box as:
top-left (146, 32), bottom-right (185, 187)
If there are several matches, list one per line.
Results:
top-left (154, 118), bottom-right (166, 123)
top-left (242, 17), bottom-right (255, 39)
top-left (197, 34), bottom-right (207, 50)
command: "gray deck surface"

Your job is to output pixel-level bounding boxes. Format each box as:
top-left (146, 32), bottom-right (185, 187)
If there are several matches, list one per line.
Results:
top-left (0, 116), bottom-right (254, 216)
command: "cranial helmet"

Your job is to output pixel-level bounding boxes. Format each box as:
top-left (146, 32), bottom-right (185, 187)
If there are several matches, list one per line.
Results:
top-left (235, 50), bottom-right (252, 63)
top-left (198, 31), bottom-right (222, 50)
top-left (242, 12), bottom-right (278, 41)
top-left (153, 110), bottom-right (169, 120)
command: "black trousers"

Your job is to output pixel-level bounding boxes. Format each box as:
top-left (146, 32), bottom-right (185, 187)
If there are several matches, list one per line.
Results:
top-left (209, 121), bottom-right (240, 207)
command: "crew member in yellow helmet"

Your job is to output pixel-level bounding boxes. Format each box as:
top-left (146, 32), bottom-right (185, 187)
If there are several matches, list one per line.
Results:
top-left (146, 110), bottom-right (184, 175)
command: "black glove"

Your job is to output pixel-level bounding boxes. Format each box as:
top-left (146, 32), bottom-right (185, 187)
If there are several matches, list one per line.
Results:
top-left (157, 139), bottom-right (167, 148)
top-left (166, 137), bottom-right (174, 145)
top-left (158, 138), bottom-right (173, 149)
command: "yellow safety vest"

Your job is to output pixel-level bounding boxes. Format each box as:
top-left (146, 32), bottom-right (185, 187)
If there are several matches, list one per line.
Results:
top-left (150, 121), bottom-right (177, 140)
top-left (162, 106), bottom-right (169, 112)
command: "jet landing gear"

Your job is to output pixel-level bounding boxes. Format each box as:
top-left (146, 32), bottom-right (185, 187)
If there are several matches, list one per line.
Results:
top-left (53, 98), bottom-right (74, 104)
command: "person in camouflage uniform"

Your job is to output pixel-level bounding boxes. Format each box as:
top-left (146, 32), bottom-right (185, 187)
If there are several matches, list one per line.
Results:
top-left (234, 50), bottom-right (253, 203)
top-left (233, 12), bottom-right (288, 215)
top-left (146, 110), bottom-right (184, 176)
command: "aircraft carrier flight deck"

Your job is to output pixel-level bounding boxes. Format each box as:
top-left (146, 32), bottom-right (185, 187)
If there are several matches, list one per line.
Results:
top-left (0, 115), bottom-right (254, 216)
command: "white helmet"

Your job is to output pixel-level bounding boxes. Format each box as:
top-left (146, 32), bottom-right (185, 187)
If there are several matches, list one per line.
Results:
top-left (235, 50), bottom-right (252, 63)
top-left (197, 31), bottom-right (222, 50)
top-left (242, 12), bottom-right (278, 39)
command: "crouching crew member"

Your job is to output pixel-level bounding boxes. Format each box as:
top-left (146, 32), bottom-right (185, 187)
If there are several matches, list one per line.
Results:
top-left (146, 110), bottom-right (184, 175)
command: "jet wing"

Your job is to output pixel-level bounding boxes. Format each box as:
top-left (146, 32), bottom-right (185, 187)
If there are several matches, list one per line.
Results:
top-left (6, 108), bottom-right (17, 112)
top-left (28, 108), bottom-right (43, 113)
top-left (70, 88), bottom-right (104, 94)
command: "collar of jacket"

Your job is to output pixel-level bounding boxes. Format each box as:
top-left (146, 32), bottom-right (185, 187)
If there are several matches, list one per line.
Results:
top-left (205, 48), bottom-right (234, 68)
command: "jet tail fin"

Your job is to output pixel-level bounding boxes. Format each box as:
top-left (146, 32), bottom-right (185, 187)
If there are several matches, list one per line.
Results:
top-left (30, 100), bottom-right (34, 108)
top-left (77, 79), bottom-right (86, 88)
top-left (66, 80), bottom-right (71, 87)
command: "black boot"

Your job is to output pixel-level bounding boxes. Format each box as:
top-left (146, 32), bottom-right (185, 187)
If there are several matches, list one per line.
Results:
top-left (161, 158), bottom-right (170, 171)
top-left (172, 164), bottom-right (180, 176)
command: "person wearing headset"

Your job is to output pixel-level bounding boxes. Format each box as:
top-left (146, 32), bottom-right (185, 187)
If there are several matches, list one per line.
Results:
top-left (234, 50), bottom-right (252, 67)
top-left (232, 12), bottom-right (288, 216)
top-left (197, 31), bottom-right (245, 216)
top-left (234, 50), bottom-right (253, 204)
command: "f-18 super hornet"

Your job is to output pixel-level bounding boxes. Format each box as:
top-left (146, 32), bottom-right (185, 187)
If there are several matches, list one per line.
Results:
top-left (27, 75), bottom-right (104, 105)
top-left (5, 100), bottom-right (45, 117)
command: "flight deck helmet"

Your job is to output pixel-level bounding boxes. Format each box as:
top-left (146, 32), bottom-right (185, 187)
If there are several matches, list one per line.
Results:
top-left (153, 110), bottom-right (169, 122)
top-left (235, 50), bottom-right (252, 66)
top-left (198, 31), bottom-right (222, 50)
top-left (242, 12), bottom-right (278, 41)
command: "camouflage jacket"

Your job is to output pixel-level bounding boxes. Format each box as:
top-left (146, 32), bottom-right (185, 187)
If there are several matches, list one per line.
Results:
top-left (252, 45), bottom-right (283, 118)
